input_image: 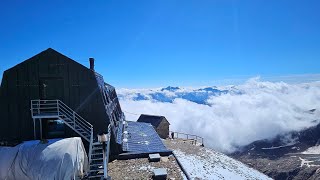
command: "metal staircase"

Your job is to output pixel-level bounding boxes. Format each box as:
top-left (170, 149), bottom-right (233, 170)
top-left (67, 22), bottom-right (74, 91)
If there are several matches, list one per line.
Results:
top-left (31, 100), bottom-right (111, 179)
top-left (88, 125), bottom-right (111, 179)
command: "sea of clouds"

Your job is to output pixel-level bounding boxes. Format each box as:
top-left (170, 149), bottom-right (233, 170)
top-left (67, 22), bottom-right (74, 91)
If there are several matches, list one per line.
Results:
top-left (117, 78), bottom-right (320, 153)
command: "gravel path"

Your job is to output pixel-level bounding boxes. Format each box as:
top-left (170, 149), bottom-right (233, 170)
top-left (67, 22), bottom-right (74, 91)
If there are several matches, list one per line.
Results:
top-left (164, 139), bottom-right (205, 156)
top-left (108, 155), bottom-right (184, 179)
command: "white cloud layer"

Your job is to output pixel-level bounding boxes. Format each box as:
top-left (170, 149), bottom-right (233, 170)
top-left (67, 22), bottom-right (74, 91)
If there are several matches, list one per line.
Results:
top-left (118, 78), bottom-right (320, 153)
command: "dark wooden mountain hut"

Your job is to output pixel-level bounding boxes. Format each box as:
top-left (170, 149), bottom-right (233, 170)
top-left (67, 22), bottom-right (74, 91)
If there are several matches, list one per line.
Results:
top-left (0, 48), bottom-right (123, 153)
top-left (137, 114), bottom-right (170, 139)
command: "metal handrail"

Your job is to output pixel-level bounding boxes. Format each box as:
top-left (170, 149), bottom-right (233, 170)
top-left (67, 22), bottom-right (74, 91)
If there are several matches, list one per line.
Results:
top-left (58, 104), bottom-right (91, 129)
top-left (105, 124), bottom-right (111, 178)
top-left (58, 100), bottom-right (93, 128)
top-left (58, 107), bottom-right (91, 132)
top-left (31, 99), bottom-right (93, 138)
top-left (31, 100), bottom-right (93, 129)
top-left (169, 131), bottom-right (204, 146)
top-left (88, 128), bottom-right (93, 164)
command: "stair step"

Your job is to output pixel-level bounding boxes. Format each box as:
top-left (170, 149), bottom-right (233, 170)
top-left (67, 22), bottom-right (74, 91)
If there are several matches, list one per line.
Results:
top-left (91, 160), bottom-right (103, 163)
top-left (89, 175), bottom-right (104, 179)
top-left (89, 168), bottom-right (103, 173)
top-left (91, 154), bottom-right (103, 156)
top-left (91, 153), bottom-right (103, 159)
top-left (93, 141), bottom-right (109, 145)
top-left (90, 164), bottom-right (103, 167)
top-left (92, 145), bottom-right (103, 147)
top-left (92, 147), bottom-right (103, 150)
top-left (92, 149), bottom-right (103, 152)
top-left (91, 152), bottom-right (103, 156)
top-left (89, 171), bottom-right (103, 175)
top-left (91, 157), bottom-right (103, 160)
top-left (91, 155), bottom-right (103, 158)
top-left (92, 146), bottom-right (103, 149)
top-left (92, 142), bottom-right (102, 145)
top-left (89, 165), bottom-right (104, 169)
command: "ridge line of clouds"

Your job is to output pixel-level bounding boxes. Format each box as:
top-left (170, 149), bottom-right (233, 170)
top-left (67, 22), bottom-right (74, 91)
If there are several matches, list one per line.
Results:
top-left (118, 78), bottom-right (320, 153)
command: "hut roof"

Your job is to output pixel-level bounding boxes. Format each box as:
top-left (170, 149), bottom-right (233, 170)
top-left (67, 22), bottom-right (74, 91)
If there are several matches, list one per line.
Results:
top-left (137, 114), bottom-right (170, 127)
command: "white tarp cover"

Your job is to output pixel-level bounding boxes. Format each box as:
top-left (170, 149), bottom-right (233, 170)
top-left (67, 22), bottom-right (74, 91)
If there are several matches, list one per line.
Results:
top-left (0, 137), bottom-right (88, 180)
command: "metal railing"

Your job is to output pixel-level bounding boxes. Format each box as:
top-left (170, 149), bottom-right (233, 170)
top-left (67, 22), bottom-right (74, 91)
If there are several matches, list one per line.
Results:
top-left (104, 124), bottom-right (111, 179)
top-left (88, 128), bottom-right (94, 164)
top-left (88, 125), bottom-right (112, 179)
top-left (31, 100), bottom-right (93, 142)
top-left (30, 99), bottom-right (113, 179)
top-left (169, 131), bottom-right (204, 146)
top-left (106, 98), bottom-right (119, 117)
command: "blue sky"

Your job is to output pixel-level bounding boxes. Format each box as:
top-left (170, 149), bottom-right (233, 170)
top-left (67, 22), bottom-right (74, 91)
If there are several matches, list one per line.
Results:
top-left (0, 0), bottom-right (319, 88)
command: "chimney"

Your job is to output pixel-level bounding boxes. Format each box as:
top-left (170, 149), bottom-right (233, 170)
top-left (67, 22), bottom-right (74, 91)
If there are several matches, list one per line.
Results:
top-left (89, 58), bottom-right (95, 71)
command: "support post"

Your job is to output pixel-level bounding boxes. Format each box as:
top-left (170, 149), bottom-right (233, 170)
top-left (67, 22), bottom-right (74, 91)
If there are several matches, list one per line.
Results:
top-left (33, 118), bottom-right (36, 140)
top-left (37, 101), bottom-right (40, 115)
top-left (56, 100), bottom-right (59, 116)
top-left (88, 129), bottom-right (93, 164)
top-left (106, 125), bottom-right (111, 179)
top-left (40, 119), bottom-right (42, 140)
top-left (102, 141), bottom-right (107, 179)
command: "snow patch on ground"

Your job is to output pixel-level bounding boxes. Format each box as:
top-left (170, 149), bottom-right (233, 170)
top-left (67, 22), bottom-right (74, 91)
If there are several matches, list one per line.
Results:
top-left (173, 149), bottom-right (271, 180)
top-left (261, 142), bottom-right (297, 150)
top-left (302, 145), bottom-right (320, 154)
top-left (299, 157), bottom-right (320, 168)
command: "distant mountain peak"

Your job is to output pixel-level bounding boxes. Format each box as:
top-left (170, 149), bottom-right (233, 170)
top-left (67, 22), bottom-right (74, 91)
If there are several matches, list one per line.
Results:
top-left (309, 109), bottom-right (316, 113)
top-left (161, 86), bottom-right (180, 92)
top-left (197, 87), bottom-right (218, 92)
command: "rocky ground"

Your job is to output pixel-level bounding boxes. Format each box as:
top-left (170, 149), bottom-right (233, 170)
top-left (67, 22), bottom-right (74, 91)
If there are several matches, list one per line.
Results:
top-left (231, 122), bottom-right (320, 180)
top-left (108, 154), bottom-right (184, 179)
top-left (235, 154), bottom-right (320, 180)
top-left (108, 138), bottom-right (271, 179)
top-left (164, 139), bottom-right (203, 156)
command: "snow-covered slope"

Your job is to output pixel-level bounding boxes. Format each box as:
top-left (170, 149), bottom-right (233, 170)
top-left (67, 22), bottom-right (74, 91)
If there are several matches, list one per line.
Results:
top-left (164, 139), bottom-right (271, 179)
